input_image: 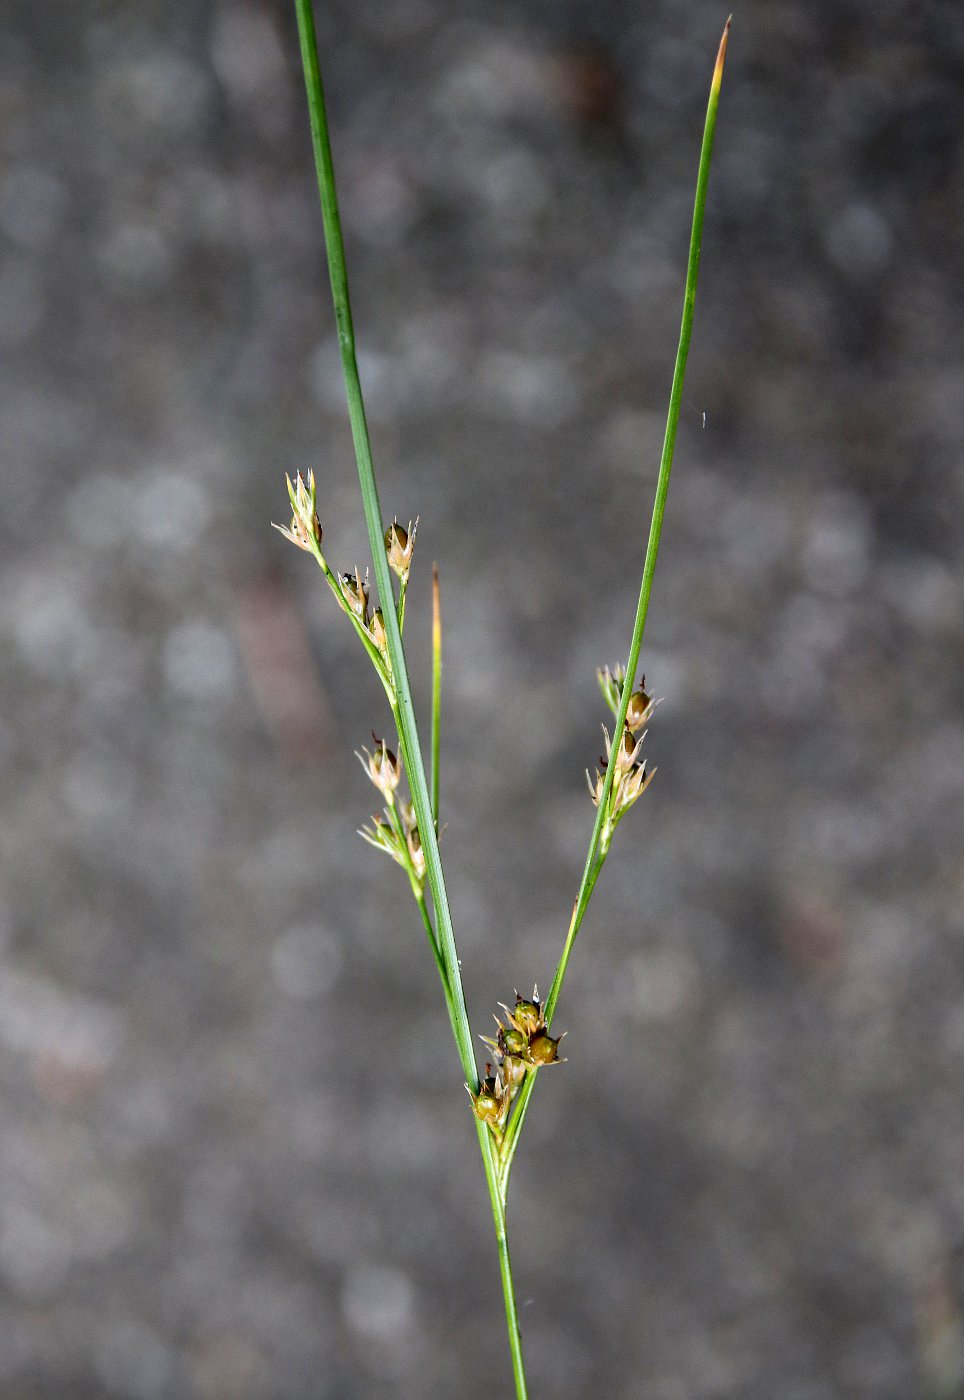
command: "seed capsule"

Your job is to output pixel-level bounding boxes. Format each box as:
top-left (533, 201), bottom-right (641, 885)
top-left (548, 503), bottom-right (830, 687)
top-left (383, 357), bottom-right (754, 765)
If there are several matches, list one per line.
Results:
top-left (511, 992), bottom-right (543, 1037)
top-left (369, 607), bottom-right (387, 653)
top-left (384, 518), bottom-right (417, 579)
top-left (501, 1026), bottom-right (528, 1058)
top-left (625, 685), bottom-right (653, 731)
top-left (341, 572), bottom-right (369, 623)
top-left (526, 1030), bottom-right (563, 1066)
top-left (468, 1066), bottom-right (509, 1130)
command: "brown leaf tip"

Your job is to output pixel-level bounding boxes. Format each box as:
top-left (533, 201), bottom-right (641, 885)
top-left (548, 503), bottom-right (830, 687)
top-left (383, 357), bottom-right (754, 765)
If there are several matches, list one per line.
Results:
top-left (713, 16), bottom-right (732, 91)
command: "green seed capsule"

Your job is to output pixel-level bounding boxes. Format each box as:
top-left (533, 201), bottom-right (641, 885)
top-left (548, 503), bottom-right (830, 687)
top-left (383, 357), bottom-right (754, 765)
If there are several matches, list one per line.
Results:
top-left (527, 1030), bottom-right (562, 1066)
top-left (472, 1088), bottom-right (502, 1124)
top-left (384, 521), bottom-right (408, 553)
top-left (511, 996), bottom-right (542, 1036)
top-left (501, 1026), bottom-right (528, 1058)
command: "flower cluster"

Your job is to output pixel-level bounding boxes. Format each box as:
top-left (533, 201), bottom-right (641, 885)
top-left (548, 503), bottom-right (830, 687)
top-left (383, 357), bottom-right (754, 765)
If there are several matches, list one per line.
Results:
top-left (273, 474), bottom-right (420, 704)
top-left (356, 737), bottom-right (428, 891)
top-left (589, 666), bottom-right (659, 854)
top-left (469, 987), bottom-right (564, 1141)
top-left (274, 476), bottom-right (428, 893)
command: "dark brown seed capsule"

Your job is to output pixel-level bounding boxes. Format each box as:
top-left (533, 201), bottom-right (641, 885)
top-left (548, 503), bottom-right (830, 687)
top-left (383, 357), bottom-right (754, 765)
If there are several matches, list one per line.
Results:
top-left (625, 687), bottom-right (652, 731)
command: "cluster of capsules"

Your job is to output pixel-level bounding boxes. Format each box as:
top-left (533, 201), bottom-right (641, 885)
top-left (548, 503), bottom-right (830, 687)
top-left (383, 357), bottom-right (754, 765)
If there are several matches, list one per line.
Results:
top-left (589, 666), bottom-right (659, 855)
top-left (274, 469), bottom-right (417, 691)
top-left (469, 987), bottom-right (564, 1141)
top-left (356, 737), bottom-right (427, 890)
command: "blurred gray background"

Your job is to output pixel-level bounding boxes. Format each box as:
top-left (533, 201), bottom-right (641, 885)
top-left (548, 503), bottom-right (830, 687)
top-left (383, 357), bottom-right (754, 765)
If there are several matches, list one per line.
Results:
top-left (2, 0), bottom-right (963, 1397)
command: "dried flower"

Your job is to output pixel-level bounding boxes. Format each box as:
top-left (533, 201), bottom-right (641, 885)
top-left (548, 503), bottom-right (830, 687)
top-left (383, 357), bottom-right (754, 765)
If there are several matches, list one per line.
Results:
top-left (358, 812), bottom-right (407, 867)
top-left (602, 724), bottom-right (642, 776)
top-left (586, 766), bottom-right (606, 808)
top-left (406, 823), bottom-right (426, 881)
top-left (273, 470), bottom-right (322, 551)
top-left (613, 759), bottom-right (655, 818)
top-left (502, 1054), bottom-right (527, 1091)
top-left (340, 570), bottom-right (369, 623)
top-left (597, 664), bottom-right (625, 716)
top-left (369, 607), bottom-right (388, 654)
top-left (384, 518), bottom-right (417, 581)
top-left (357, 735), bottom-right (401, 797)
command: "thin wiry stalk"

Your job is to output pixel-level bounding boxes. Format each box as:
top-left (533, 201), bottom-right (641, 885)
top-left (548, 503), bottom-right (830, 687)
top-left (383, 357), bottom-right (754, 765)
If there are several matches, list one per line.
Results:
top-left (500, 16), bottom-right (731, 1195)
top-left (292, 3), bottom-right (529, 1394)
top-left (431, 564), bottom-right (442, 829)
top-left (292, 0), bottom-right (474, 1084)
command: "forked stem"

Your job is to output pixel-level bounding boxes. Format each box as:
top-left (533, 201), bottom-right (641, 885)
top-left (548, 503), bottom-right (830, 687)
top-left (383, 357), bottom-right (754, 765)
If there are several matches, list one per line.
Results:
top-left (291, 1), bottom-right (729, 1391)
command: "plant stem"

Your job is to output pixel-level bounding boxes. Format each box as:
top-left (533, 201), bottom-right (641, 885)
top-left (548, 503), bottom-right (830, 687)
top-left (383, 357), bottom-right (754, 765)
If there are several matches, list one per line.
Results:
top-left (479, 1133), bottom-right (528, 1398)
top-left (293, 0), bottom-right (475, 1086)
top-left (547, 16), bottom-right (729, 1027)
top-left (415, 892), bottom-right (449, 993)
top-left (502, 16), bottom-right (731, 1195)
top-left (293, 5), bottom-right (529, 1394)
top-left (431, 564), bottom-right (442, 828)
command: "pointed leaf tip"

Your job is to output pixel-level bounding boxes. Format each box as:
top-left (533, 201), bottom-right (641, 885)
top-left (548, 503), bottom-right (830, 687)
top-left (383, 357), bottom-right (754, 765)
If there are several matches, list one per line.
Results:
top-left (713, 17), bottom-right (731, 91)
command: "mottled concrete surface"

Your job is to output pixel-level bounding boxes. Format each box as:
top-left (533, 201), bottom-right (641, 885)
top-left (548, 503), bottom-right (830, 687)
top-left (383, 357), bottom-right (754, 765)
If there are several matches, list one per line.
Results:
top-left (1, 1), bottom-right (963, 1397)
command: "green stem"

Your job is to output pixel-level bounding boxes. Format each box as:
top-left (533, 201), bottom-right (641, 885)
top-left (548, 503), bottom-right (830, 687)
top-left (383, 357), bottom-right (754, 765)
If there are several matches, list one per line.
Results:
top-left (415, 891), bottom-right (451, 995)
top-left (499, 857), bottom-right (604, 1187)
top-left (478, 1128), bottom-right (528, 1397)
top-left (293, 0), bottom-right (475, 1087)
top-left (431, 565), bottom-right (442, 828)
top-left (546, 18), bottom-right (729, 1029)
top-left (293, 6), bottom-right (529, 1394)
top-left (503, 17), bottom-right (731, 1192)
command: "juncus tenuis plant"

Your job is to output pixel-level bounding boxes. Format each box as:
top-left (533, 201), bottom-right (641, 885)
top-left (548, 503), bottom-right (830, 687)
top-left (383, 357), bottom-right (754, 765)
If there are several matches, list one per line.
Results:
top-left (276, 7), bottom-right (730, 1393)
